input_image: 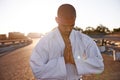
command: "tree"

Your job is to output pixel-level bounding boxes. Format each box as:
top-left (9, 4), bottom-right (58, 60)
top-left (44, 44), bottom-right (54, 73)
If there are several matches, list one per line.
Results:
top-left (95, 24), bottom-right (110, 34)
top-left (84, 26), bottom-right (95, 34)
top-left (73, 26), bottom-right (83, 32)
top-left (113, 27), bottom-right (120, 32)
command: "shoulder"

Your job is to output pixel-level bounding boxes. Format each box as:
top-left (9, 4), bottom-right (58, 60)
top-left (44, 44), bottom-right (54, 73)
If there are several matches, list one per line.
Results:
top-left (81, 33), bottom-right (93, 41)
top-left (37, 27), bottom-right (57, 44)
top-left (34, 28), bottom-right (57, 51)
top-left (73, 30), bottom-right (94, 44)
top-left (73, 30), bottom-right (92, 39)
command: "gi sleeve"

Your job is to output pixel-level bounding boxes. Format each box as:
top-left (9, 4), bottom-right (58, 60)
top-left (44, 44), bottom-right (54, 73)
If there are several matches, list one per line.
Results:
top-left (75, 39), bottom-right (104, 75)
top-left (30, 40), bottom-right (66, 80)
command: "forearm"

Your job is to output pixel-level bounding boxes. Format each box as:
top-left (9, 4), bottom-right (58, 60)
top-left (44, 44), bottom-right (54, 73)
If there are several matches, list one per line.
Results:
top-left (30, 51), bottom-right (67, 79)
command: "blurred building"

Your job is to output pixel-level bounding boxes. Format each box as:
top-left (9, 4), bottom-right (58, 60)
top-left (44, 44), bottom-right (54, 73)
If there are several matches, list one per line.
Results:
top-left (0, 34), bottom-right (7, 40)
top-left (27, 32), bottom-right (43, 38)
top-left (8, 32), bottom-right (27, 39)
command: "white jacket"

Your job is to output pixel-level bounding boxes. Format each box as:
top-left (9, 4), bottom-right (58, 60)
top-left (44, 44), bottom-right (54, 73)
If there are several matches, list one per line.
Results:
top-left (30, 27), bottom-right (104, 80)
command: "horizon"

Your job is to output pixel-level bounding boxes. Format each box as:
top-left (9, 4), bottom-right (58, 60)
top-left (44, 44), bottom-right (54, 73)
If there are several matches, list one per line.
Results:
top-left (0, 26), bottom-right (120, 36)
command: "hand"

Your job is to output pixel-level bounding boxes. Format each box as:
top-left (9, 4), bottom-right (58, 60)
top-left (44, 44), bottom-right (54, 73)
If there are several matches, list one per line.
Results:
top-left (63, 38), bottom-right (75, 65)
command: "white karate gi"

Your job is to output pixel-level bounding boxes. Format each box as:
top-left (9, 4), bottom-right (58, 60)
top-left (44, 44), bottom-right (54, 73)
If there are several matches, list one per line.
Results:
top-left (30, 27), bottom-right (104, 80)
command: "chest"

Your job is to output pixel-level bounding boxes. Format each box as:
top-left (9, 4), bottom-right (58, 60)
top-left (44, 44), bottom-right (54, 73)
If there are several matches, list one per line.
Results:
top-left (48, 38), bottom-right (85, 60)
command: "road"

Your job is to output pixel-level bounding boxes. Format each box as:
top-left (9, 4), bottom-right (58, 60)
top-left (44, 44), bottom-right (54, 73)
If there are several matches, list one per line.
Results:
top-left (0, 38), bottom-right (40, 80)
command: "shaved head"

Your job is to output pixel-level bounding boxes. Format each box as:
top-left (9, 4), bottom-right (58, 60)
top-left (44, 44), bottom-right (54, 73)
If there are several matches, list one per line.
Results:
top-left (57, 4), bottom-right (76, 19)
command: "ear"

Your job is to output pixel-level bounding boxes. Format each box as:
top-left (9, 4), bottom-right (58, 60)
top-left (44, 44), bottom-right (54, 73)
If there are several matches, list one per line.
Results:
top-left (55, 17), bottom-right (59, 24)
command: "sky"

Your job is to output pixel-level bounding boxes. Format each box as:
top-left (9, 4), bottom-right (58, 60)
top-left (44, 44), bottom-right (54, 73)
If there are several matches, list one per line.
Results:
top-left (0, 0), bottom-right (120, 35)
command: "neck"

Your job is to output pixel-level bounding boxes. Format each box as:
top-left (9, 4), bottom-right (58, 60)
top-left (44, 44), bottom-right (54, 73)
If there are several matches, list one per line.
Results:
top-left (58, 27), bottom-right (71, 38)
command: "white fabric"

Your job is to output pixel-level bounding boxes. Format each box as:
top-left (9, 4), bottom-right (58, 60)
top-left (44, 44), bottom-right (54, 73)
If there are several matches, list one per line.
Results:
top-left (113, 51), bottom-right (120, 61)
top-left (116, 52), bottom-right (120, 60)
top-left (30, 27), bottom-right (104, 80)
top-left (99, 46), bottom-right (106, 52)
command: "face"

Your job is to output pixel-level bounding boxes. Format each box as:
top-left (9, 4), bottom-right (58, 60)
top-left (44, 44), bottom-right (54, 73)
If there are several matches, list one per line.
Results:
top-left (56, 17), bottom-right (75, 35)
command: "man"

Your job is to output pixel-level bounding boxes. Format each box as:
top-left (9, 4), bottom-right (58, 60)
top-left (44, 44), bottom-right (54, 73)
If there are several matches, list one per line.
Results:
top-left (30, 4), bottom-right (104, 80)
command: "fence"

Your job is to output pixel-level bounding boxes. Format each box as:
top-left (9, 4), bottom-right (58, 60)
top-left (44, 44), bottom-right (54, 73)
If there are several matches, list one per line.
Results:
top-left (94, 38), bottom-right (120, 61)
top-left (0, 39), bottom-right (33, 54)
top-left (0, 39), bottom-right (32, 47)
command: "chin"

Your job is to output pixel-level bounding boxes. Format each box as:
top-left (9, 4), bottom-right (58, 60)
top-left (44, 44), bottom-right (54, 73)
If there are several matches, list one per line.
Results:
top-left (64, 32), bottom-right (71, 35)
